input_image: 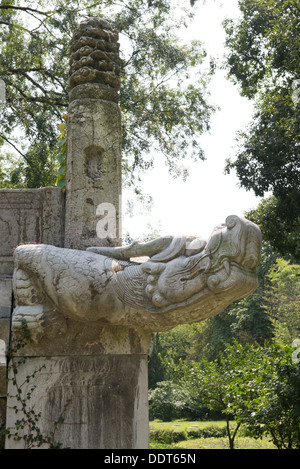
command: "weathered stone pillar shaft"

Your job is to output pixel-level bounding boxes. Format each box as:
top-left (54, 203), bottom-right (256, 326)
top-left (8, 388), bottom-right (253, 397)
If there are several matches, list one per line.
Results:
top-left (65, 18), bottom-right (122, 249)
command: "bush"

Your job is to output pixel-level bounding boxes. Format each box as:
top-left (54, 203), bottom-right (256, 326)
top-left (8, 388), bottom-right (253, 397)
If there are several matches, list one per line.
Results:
top-left (149, 424), bottom-right (227, 445)
top-left (148, 381), bottom-right (189, 421)
top-left (148, 381), bottom-right (211, 421)
top-left (149, 429), bottom-right (188, 444)
top-left (187, 425), bottom-right (227, 439)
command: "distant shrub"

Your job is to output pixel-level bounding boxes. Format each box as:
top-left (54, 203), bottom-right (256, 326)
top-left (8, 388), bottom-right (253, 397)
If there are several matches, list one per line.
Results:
top-left (149, 425), bottom-right (227, 444)
top-left (187, 426), bottom-right (227, 439)
top-left (148, 381), bottom-right (189, 421)
top-left (148, 381), bottom-right (210, 421)
top-left (149, 429), bottom-right (188, 444)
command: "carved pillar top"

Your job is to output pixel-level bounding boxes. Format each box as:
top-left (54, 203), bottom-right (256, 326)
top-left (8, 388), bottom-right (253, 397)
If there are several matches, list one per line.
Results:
top-left (68, 17), bottom-right (121, 103)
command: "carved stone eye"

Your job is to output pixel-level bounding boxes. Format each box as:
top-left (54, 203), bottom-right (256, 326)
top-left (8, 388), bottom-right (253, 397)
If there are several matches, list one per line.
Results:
top-left (225, 215), bottom-right (238, 229)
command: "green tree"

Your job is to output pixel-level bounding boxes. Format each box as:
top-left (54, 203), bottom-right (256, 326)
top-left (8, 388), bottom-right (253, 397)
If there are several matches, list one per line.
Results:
top-left (166, 350), bottom-right (242, 449)
top-left (223, 0), bottom-right (300, 258)
top-left (167, 341), bottom-right (300, 449)
top-left (148, 380), bottom-right (191, 421)
top-left (224, 342), bottom-right (300, 450)
top-left (264, 258), bottom-right (300, 346)
top-left (148, 324), bottom-right (199, 388)
top-left (246, 197), bottom-right (300, 261)
top-left (0, 0), bottom-right (215, 188)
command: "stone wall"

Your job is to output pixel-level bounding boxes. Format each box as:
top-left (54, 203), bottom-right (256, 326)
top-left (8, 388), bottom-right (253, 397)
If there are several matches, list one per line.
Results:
top-left (0, 187), bottom-right (65, 275)
top-left (0, 187), bottom-right (65, 433)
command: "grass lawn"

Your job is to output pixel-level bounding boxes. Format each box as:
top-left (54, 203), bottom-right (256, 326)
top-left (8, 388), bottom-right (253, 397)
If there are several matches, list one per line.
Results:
top-left (174, 436), bottom-right (276, 449)
top-left (149, 419), bottom-right (276, 449)
top-left (150, 419), bottom-right (231, 432)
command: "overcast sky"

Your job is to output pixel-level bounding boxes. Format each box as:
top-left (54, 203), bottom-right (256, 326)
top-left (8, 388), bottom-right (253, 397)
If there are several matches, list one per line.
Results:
top-left (122, 0), bottom-right (263, 241)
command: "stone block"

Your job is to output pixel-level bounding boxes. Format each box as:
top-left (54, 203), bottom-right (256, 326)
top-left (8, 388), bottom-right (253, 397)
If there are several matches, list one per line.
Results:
top-left (0, 277), bottom-right (12, 318)
top-left (0, 277), bottom-right (12, 397)
top-left (6, 354), bottom-right (149, 449)
top-left (0, 188), bottom-right (65, 275)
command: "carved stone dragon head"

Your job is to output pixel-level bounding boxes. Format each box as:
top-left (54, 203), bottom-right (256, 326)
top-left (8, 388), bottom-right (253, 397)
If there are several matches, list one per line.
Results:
top-left (12, 215), bottom-right (261, 335)
top-left (107, 215), bottom-right (262, 328)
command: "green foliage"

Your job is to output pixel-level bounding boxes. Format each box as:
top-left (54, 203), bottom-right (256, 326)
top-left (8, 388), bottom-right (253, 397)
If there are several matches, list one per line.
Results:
top-left (148, 380), bottom-right (206, 421)
top-left (166, 341), bottom-right (300, 449)
top-left (264, 258), bottom-right (300, 345)
top-left (224, 0), bottom-right (300, 258)
top-left (224, 342), bottom-right (300, 450)
top-left (148, 381), bottom-right (187, 421)
top-left (148, 324), bottom-right (201, 387)
top-left (224, 0), bottom-right (300, 99)
top-left (246, 197), bottom-right (300, 262)
top-left (149, 424), bottom-right (226, 445)
top-left (165, 351), bottom-right (242, 449)
top-left (150, 428), bottom-right (188, 445)
top-left (0, 0), bottom-right (214, 188)
top-left (149, 420), bottom-right (276, 449)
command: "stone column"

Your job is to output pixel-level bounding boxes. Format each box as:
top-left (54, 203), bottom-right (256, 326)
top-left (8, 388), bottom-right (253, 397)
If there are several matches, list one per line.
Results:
top-left (65, 18), bottom-right (122, 250)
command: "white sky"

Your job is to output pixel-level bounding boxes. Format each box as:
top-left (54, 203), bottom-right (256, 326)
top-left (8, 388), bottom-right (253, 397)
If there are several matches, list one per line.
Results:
top-left (122, 0), bottom-right (262, 241)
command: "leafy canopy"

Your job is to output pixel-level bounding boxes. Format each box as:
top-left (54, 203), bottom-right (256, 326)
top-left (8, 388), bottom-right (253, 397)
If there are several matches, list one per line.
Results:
top-left (223, 0), bottom-right (300, 258)
top-left (166, 340), bottom-right (300, 449)
top-left (0, 0), bottom-right (215, 188)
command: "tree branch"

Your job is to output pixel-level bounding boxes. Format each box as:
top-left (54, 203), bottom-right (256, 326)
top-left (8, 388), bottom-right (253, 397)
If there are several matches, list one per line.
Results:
top-left (0, 134), bottom-right (34, 169)
top-left (6, 68), bottom-right (67, 92)
top-left (0, 5), bottom-right (50, 16)
top-left (0, 134), bottom-right (25, 158)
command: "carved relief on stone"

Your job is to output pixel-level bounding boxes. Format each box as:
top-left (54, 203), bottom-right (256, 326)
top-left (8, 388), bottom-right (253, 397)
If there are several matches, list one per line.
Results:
top-left (12, 215), bottom-right (261, 341)
top-left (69, 17), bottom-right (121, 91)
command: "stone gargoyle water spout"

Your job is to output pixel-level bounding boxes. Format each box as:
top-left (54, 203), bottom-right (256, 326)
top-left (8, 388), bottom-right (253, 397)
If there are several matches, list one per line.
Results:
top-left (12, 214), bottom-right (261, 341)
